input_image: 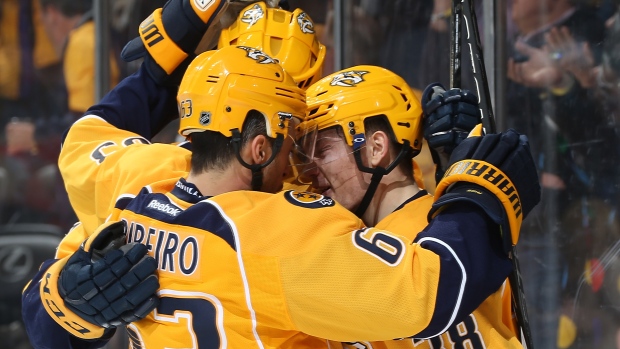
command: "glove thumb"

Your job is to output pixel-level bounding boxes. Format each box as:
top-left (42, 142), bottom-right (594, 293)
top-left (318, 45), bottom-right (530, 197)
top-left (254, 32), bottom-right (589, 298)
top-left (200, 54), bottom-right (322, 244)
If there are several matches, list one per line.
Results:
top-left (121, 37), bottom-right (147, 62)
top-left (421, 82), bottom-right (447, 115)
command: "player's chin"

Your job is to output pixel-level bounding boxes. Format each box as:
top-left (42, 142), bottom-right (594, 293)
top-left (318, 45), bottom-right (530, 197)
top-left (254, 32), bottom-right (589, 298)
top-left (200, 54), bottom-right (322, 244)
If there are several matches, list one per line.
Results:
top-left (276, 183), bottom-right (284, 192)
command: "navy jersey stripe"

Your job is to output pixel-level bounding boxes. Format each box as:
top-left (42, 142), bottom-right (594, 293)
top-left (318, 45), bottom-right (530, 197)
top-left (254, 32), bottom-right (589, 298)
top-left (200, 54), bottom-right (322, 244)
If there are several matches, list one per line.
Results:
top-left (115, 195), bottom-right (135, 210)
top-left (123, 193), bottom-right (237, 251)
top-left (411, 205), bottom-right (512, 338)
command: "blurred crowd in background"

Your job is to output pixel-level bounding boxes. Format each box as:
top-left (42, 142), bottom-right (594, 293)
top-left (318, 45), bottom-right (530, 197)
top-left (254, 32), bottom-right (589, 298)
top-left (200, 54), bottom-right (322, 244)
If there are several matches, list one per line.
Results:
top-left (2, 0), bottom-right (620, 348)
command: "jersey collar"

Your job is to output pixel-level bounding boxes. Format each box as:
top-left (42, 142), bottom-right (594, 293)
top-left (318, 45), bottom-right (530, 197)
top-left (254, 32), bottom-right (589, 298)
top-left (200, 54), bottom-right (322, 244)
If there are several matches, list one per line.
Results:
top-left (171, 178), bottom-right (205, 203)
top-left (393, 190), bottom-right (429, 213)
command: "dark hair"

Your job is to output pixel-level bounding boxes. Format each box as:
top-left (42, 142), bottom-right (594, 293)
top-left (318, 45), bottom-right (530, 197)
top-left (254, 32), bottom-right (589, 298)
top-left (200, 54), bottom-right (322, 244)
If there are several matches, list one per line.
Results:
top-left (39, 0), bottom-right (92, 17)
top-left (363, 115), bottom-right (414, 177)
top-left (189, 110), bottom-right (271, 173)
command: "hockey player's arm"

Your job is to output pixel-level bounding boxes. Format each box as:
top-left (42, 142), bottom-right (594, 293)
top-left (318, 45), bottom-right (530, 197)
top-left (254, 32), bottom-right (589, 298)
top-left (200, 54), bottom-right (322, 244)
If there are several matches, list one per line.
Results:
top-left (59, 65), bottom-right (192, 233)
top-left (277, 204), bottom-right (510, 342)
top-left (77, 63), bottom-right (178, 141)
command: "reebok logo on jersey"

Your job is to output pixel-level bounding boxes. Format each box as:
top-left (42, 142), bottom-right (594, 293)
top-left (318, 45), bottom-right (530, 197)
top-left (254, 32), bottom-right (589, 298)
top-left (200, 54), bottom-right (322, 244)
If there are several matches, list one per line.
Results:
top-left (147, 200), bottom-right (181, 216)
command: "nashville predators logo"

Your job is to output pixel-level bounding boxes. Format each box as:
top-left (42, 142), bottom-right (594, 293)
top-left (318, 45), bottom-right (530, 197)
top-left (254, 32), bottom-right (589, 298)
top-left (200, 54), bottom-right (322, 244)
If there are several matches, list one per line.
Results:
top-left (284, 190), bottom-right (335, 209)
top-left (297, 12), bottom-right (315, 34)
top-left (238, 46), bottom-right (277, 64)
top-left (240, 4), bottom-right (264, 26)
top-left (330, 71), bottom-right (369, 87)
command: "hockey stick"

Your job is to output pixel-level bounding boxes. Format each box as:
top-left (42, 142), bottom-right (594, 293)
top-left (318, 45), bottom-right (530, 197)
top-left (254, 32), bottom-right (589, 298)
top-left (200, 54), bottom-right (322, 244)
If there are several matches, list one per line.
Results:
top-left (450, 1), bottom-right (534, 348)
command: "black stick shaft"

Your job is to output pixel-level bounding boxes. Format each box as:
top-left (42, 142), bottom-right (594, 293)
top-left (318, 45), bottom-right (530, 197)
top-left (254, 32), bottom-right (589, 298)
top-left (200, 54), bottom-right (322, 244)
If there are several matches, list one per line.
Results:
top-left (453, 1), bottom-right (535, 348)
top-left (462, 0), bottom-right (496, 133)
top-left (450, 0), bottom-right (462, 89)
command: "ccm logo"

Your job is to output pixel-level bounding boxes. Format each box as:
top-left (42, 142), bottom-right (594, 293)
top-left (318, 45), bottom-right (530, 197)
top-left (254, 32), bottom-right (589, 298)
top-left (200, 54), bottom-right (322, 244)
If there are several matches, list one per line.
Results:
top-left (140, 15), bottom-right (164, 47)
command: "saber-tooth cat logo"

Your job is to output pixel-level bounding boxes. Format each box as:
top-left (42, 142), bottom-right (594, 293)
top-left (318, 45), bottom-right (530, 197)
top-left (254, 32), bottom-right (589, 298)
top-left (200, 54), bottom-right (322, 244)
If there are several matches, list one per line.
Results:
top-left (330, 70), bottom-right (369, 87)
top-left (238, 46), bottom-right (277, 64)
top-left (240, 4), bottom-right (264, 26)
top-left (297, 12), bottom-right (315, 34)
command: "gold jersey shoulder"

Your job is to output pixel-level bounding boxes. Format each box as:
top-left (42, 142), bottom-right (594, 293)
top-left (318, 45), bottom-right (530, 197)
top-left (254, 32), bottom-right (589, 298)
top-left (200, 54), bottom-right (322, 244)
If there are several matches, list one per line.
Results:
top-left (59, 116), bottom-right (191, 234)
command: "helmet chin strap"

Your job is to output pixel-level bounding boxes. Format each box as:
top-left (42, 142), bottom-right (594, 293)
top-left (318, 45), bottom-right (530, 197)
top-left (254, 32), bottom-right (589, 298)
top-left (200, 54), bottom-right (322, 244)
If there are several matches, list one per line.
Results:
top-left (231, 129), bottom-right (284, 191)
top-left (352, 137), bottom-right (414, 217)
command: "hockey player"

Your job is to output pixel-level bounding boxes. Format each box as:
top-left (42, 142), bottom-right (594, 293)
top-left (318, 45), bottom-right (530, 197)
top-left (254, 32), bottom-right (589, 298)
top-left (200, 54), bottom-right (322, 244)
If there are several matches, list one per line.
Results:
top-left (299, 67), bottom-right (528, 349)
top-left (62, 0), bottom-right (325, 237)
top-left (23, 44), bottom-right (539, 349)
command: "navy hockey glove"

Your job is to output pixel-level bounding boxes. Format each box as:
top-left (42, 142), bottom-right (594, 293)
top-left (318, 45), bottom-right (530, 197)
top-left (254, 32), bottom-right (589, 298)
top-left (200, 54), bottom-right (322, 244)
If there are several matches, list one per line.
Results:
top-left (40, 221), bottom-right (159, 339)
top-left (430, 129), bottom-right (541, 254)
top-left (421, 83), bottom-right (481, 184)
top-left (121, 0), bottom-right (229, 86)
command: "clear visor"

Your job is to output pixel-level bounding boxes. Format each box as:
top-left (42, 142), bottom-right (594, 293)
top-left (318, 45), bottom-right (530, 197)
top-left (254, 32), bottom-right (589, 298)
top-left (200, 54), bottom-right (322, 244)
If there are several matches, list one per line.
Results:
top-left (289, 119), bottom-right (318, 167)
top-left (295, 132), bottom-right (367, 185)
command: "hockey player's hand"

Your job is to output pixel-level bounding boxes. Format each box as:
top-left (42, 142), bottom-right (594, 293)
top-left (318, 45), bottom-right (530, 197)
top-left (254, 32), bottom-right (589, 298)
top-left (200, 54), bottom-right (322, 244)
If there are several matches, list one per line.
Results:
top-left (40, 221), bottom-right (159, 339)
top-left (421, 83), bottom-right (481, 184)
top-left (121, 0), bottom-right (229, 86)
top-left (430, 129), bottom-right (541, 253)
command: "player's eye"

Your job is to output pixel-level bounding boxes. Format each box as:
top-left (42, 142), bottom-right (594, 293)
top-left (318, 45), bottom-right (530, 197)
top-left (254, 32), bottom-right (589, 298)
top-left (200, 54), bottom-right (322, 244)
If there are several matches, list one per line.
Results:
top-left (315, 146), bottom-right (330, 159)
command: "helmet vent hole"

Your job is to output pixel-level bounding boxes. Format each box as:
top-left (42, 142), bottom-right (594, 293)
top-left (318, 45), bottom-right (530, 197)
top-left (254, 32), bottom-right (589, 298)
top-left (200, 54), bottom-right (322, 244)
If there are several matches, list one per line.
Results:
top-left (303, 79), bottom-right (313, 89)
top-left (400, 93), bottom-right (408, 102)
top-left (316, 91), bottom-right (328, 96)
top-left (275, 72), bottom-right (281, 77)
top-left (397, 122), bottom-right (410, 128)
top-left (270, 37), bottom-right (283, 55)
top-left (308, 108), bottom-right (319, 116)
top-left (298, 81), bottom-right (305, 88)
top-left (392, 85), bottom-right (402, 91)
top-left (273, 11), bottom-right (286, 23)
top-left (207, 75), bottom-right (219, 83)
top-left (406, 103), bottom-right (411, 111)
top-left (327, 103), bottom-right (334, 109)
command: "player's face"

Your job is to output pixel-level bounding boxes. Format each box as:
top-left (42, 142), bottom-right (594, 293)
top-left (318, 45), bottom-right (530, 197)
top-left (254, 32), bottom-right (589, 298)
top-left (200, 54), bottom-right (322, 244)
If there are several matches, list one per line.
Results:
top-left (303, 128), bottom-right (370, 211)
top-left (261, 120), bottom-right (299, 193)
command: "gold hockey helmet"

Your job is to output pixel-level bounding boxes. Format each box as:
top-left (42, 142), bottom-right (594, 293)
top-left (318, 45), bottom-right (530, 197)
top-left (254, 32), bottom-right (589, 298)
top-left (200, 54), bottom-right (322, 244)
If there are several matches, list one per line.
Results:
top-left (303, 65), bottom-right (423, 153)
top-left (218, 2), bottom-right (326, 90)
top-left (177, 45), bottom-right (306, 139)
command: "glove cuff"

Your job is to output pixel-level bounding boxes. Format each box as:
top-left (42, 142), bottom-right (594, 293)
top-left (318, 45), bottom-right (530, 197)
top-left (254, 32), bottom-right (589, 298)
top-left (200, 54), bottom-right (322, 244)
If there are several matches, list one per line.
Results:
top-left (40, 257), bottom-right (107, 339)
top-left (430, 183), bottom-right (511, 254)
top-left (139, 9), bottom-right (189, 75)
top-left (434, 159), bottom-right (523, 246)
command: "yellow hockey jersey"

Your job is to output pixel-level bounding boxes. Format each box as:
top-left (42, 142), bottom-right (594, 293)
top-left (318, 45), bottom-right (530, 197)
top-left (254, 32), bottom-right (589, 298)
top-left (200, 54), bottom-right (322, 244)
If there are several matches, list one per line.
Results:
top-left (101, 176), bottom-right (509, 347)
top-left (334, 193), bottom-right (522, 349)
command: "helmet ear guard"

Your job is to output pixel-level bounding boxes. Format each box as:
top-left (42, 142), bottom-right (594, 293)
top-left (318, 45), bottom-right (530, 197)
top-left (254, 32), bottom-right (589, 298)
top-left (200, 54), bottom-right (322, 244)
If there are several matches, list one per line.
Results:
top-left (218, 2), bottom-right (326, 89)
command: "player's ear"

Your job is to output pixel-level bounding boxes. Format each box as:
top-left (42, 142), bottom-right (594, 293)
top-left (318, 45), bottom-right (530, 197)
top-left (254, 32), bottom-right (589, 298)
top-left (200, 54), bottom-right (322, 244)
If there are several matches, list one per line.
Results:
top-left (368, 130), bottom-right (390, 168)
top-left (249, 135), bottom-right (271, 165)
